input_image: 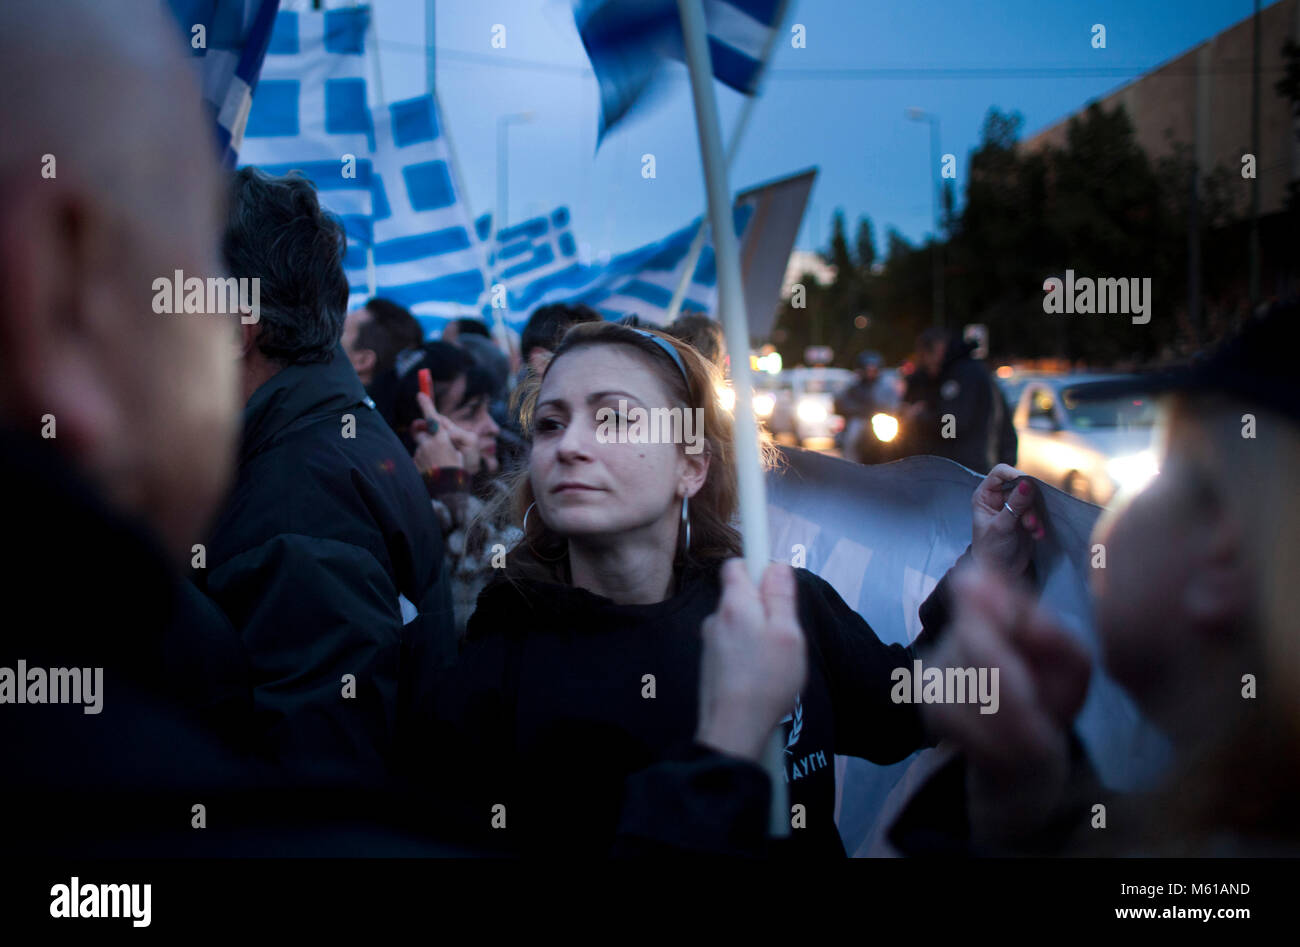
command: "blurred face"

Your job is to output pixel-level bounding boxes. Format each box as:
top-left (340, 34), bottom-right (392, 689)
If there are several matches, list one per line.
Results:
top-left (1090, 407), bottom-right (1245, 729)
top-left (441, 379), bottom-right (501, 474)
top-left (529, 345), bottom-right (703, 546)
top-left (112, 138), bottom-right (240, 560)
top-left (341, 307), bottom-right (375, 382)
top-left (0, 0), bottom-right (240, 563)
top-left (918, 342), bottom-right (945, 377)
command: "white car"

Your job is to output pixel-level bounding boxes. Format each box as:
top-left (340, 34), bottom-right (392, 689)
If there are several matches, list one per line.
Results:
top-left (1013, 375), bottom-right (1160, 505)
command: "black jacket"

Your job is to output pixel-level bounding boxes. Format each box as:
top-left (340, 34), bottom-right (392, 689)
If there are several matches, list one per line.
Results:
top-left (434, 557), bottom-right (952, 857)
top-left (0, 429), bottom-right (480, 856)
top-left (908, 338), bottom-right (1016, 473)
top-left (199, 346), bottom-right (455, 787)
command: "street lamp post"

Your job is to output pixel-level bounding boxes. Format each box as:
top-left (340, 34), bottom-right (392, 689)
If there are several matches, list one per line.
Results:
top-left (906, 107), bottom-right (944, 329)
top-left (496, 112), bottom-right (533, 240)
top-left (491, 112), bottom-right (533, 345)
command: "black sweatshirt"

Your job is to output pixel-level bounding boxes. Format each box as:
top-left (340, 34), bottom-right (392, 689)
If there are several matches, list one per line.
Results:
top-left (433, 556), bottom-right (955, 856)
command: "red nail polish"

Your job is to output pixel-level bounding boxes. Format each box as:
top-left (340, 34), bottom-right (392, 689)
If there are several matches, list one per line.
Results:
top-left (1018, 480), bottom-right (1031, 495)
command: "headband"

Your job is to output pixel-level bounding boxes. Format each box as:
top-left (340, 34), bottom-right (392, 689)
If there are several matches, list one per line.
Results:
top-left (627, 328), bottom-right (692, 394)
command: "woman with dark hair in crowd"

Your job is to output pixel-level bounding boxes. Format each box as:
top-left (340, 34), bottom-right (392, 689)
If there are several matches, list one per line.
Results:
top-left (436, 320), bottom-right (1044, 856)
top-left (391, 342), bottom-right (518, 637)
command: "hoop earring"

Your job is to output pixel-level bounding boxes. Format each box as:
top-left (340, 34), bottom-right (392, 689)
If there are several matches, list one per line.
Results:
top-left (680, 494), bottom-right (691, 552)
top-left (523, 501), bottom-right (566, 562)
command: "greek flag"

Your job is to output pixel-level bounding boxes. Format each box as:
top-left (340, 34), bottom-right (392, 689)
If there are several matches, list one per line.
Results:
top-left (369, 95), bottom-right (489, 322)
top-left (575, 0), bottom-right (787, 138)
top-left (484, 203), bottom-right (753, 329)
top-left (169, 0), bottom-right (281, 167)
top-left (480, 207), bottom-right (581, 289)
top-left (238, 5), bottom-right (377, 305)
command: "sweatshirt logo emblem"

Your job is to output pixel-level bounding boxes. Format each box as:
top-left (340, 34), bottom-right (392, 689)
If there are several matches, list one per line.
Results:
top-left (779, 693), bottom-right (803, 755)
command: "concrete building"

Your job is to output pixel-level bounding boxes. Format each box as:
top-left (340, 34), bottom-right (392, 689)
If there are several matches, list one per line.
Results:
top-left (1023, 0), bottom-right (1298, 220)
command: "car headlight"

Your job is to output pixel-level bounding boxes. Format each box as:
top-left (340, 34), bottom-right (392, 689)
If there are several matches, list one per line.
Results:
top-left (717, 385), bottom-right (736, 412)
top-left (753, 393), bottom-right (775, 418)
top-left (870, 413), bottom-right (899, 442)
top-left (796, 398), bottom-right (828, 424)
top-left (1106, 450), bottom-right (1158, 494)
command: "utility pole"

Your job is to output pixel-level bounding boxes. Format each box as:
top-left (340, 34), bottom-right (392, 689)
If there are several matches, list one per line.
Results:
top-left (1249, 0), bottom-right (1262, 311)
top-left (907, 108), bottom-right (945, 328)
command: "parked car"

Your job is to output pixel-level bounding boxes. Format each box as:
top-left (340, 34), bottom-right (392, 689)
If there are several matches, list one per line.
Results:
top-left (996, 370), bottom-right (1052, 413)
top-left (1012, 374), bottom-right (1160, 505)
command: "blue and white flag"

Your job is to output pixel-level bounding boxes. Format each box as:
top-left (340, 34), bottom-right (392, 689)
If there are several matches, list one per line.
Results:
top-left (485, 203), bottom-right (753, 329)
top-left (170, 0), bottom-right (281, 167)
top-left (575, 0), bottom-right (787, 138)
top-left (479, 207), bottom-right (581, 290)
top-left (370, 95), bottom-right (489, 324)
top-left (239, 5), bottom-right (376, 303)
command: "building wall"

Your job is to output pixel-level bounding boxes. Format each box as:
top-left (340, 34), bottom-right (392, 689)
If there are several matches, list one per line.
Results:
top-left (1023, 0), bottom-right (1298, 218)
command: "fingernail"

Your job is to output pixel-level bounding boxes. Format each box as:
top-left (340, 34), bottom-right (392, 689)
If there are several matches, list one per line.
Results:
top-left (1018, 480), bottom-right (1031, 495)
top-left (1023, 513), bottom-right (1037, 529)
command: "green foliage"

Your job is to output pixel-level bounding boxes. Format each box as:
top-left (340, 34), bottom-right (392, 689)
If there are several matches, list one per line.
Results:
top-left (772, 96), bottom-right (1256, 368)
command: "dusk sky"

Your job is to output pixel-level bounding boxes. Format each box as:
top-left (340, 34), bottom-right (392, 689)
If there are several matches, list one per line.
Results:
top-left (363, 0), bottom-right (1282, 260)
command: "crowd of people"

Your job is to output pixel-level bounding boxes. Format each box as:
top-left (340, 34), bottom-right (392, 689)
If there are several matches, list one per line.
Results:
top-left (3, 0), bottom-right (1298, 861)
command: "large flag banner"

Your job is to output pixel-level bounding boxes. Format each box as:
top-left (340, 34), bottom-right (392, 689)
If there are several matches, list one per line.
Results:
top-left (170, 0), bottom-right (281, 167)
top-left (765, 449), bottom-right (1171, 856)
top-left (369, 95), bottom-right (489, 321)
top-left (575, 0), bottom-right (788, 138)
top-left (736, 168), bottom-right (814, 338)
top-left (483, 204), bottom-right (753, 329)
top-left (480, 167), bottom-right (811, 332)
top-left (239, 5), bottom-right (377, 303)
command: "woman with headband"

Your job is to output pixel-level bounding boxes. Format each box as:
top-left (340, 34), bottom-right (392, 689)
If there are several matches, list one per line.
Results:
top-left (429, 320), bottom-right (1043, 856)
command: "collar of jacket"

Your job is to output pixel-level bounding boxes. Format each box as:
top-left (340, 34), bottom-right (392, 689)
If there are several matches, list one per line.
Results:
top-left (239, 344), bottom-right (371, 464)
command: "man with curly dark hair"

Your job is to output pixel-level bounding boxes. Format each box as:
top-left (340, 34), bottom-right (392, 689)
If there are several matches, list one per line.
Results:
top-left (200, 167), bottom-right (454, 788)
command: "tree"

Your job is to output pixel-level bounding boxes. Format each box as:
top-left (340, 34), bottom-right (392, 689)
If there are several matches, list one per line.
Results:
top-left (826, 210), bottom-right (854, 275)
top-left (855, 217), bottom-right (876, 271)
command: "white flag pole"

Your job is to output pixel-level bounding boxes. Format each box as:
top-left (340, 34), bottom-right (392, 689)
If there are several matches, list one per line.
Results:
top-left (674, 0), bottom-right (786, 838)
top-left (363, 0), bottom-right (381, 298)
top-left (661, 98), bottom-right (750, 323)
top-left (663, 0), bottom-right (787, 324)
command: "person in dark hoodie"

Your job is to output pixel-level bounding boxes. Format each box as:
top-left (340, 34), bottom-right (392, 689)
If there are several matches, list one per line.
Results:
top-left (434, 320), bottom-right (1045, 856)
top-left (201, 167), bottom-right (455, 788)
top-left (903, 327), bottom-right (1016, 473)
top-left (890, 303), bottom-right (1300, 857)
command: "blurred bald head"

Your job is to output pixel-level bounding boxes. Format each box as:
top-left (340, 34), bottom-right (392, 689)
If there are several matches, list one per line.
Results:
top-left (0, 0), bottom-right (242, 559)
